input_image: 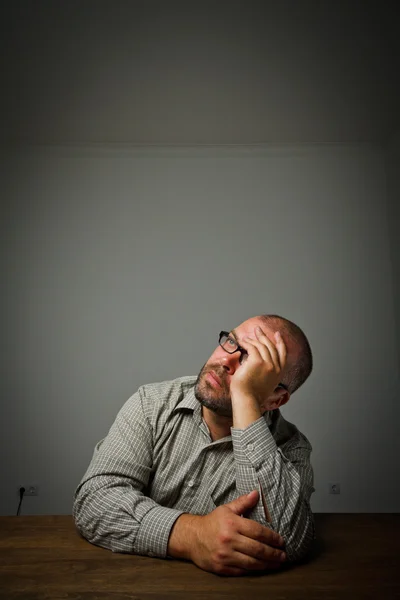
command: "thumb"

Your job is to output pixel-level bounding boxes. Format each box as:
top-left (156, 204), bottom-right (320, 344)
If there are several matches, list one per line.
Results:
top-left (226, 490), bottom-right (259, 515)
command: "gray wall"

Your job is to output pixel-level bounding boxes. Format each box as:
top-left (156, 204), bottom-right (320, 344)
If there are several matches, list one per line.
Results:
top-left (1, 1), bottom-right (398, 144)
top-left (385, 131), bottom-right (400, 372)
top-left (1, 143), bottom-right (399, 515)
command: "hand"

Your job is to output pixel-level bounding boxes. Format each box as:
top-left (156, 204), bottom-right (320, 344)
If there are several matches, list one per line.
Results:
top-left (230, 326), bottom-right (287, 408)
top-left (188, 490), bottom-right (286, 576)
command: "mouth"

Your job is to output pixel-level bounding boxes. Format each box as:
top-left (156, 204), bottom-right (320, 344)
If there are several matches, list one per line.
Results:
top-left (206, 371), bottom-right (222, 388)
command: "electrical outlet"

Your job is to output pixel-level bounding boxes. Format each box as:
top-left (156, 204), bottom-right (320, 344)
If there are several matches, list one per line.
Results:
top-left (18, 485), bottom-right (38, 496)
top-left (329, 482), bottom-right (340, 495)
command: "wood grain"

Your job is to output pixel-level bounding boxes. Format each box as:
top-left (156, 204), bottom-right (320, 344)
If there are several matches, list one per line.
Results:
top-left (0, 514), bottom-right (399, 599)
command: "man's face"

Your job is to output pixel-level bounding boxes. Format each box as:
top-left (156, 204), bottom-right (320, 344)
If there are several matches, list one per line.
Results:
top-left (194, 317), bottom-right (279, 417)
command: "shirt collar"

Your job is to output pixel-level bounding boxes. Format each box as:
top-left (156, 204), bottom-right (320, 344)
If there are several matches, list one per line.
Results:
top-left (173, 385), bottom-right (199, 411)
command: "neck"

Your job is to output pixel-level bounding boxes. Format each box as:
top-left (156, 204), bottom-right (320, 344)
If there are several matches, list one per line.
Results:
top-left (202, 406), bottom-right (232, 441)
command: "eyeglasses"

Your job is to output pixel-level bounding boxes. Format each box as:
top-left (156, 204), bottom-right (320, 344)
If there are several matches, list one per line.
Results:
top-left (218, 331), bottom-right (289, 391)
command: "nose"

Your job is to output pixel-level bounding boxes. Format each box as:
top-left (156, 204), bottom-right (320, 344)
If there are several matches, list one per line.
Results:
top-left (220, 351), bottom-right (241, 374)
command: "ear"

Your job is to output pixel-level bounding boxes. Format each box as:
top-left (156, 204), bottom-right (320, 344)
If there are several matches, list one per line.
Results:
top-left (268, 389), bottom-right (290, 410)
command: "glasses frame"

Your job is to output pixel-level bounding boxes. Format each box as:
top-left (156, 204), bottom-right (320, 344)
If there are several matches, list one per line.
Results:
top-left (218, 331), bottom-right (289, 391)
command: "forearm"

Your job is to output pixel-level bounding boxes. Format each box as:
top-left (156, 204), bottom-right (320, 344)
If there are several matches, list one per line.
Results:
top-left (231, 418), bottom-right (315, 562)
top-left (73, 476), bottom-right (184, 557)
top-left (240, 449), bottom-right (315, 561)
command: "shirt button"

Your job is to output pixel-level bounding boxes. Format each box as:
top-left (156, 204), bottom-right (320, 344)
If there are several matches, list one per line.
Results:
top-left (188, 480), bottom-right (195, 487)
top-left (247, 443), bottom-right (254, 451)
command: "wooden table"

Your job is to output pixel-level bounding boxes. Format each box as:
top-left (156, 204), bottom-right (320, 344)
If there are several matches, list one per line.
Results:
top-left (0, 514), bottom-right (399, 599)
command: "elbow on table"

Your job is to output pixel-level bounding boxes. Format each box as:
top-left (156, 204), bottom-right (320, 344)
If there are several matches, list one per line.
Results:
top-left (72, 489), bottom-right (107, 548)
top-left (72, 497), bottom-right (95, 544)
top-left (284, 515), bottom-right (316, 564)
top-left (72, 487), bottom-right (142, 555)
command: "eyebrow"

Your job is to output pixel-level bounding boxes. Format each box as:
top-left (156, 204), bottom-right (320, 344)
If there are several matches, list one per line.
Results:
top-left (230, 329), bottom-right (243, 347)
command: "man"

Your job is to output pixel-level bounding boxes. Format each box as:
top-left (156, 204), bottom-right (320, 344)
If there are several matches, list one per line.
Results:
top-left (73, 314), bottom-right (315, 576)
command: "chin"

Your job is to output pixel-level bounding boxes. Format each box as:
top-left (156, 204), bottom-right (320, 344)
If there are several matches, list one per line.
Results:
top-left (204, 402), bottom-right (233, 418)
top-left (195, 387), bottom-right (232, 418)
top-left (212, 407), bottom-right (232, 418)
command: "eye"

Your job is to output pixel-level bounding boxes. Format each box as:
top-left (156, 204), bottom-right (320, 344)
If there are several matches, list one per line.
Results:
top-left (227, 337), bottom-right (237, 347)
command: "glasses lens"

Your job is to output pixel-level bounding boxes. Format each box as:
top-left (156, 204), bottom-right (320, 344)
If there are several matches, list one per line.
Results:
top-left (220, 333), bottom-right (238, 354)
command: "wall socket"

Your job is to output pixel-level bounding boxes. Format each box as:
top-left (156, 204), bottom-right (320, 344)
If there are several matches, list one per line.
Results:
top-left (329, 482), bottom-right (341, 495)
top-left (18, 485), bottom-right (38, 496)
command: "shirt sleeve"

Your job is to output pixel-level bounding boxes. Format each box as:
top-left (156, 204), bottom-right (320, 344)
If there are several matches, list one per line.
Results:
top-left (231, 416), bottom-right (316, 563)
top-left (72, 388), bottom-right (184, 557)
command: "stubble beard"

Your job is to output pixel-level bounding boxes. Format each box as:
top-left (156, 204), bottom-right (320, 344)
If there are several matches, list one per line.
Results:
top-left (194, 363), bottom-right (233, 418)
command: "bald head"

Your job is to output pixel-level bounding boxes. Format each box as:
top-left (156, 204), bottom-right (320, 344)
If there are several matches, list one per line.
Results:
top-left (258, 314), bottom-right (313, 394)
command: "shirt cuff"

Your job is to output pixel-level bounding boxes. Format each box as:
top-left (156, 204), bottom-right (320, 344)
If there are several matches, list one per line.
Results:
top-left (231, 416), bottom-right (277, 468)
top-left (134, 505), bottom-right (185, 558)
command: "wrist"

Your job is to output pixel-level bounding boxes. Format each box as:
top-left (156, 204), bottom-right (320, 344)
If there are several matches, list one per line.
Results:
top-left (230, 389), bottom-right (262, 429)
top-left (167, 513), bottom-right (202, 560)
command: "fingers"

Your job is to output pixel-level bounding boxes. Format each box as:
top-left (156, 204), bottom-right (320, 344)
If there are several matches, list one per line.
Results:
top-left (238, 518), bottom-right (285, 549)
top-left (273, 330), bottom-right (288, 370)
top-left (227, 550), bottom-right (285, 572)
top-left (198, 506), bottom-right (287, 576)
top-left (216, 565), bottom-right (247, 576)
top-left (255, 326), bottom-right (286, 370)
top-left (212, 555), bottom-right (283, 576)
top-left (242, 326), bottom-right (287, 374)
top-left (240, 330), bottom-right (276, 367)
top-left (234, 535), bottom-right (286, 565)
top-left (226, 490), bottom-right (259, 515)
top-left (241, 335), bottom-right (266, 363)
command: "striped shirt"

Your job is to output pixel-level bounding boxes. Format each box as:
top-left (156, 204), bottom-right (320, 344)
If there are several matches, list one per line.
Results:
top-left (73, 376), bottom-right (315, 562)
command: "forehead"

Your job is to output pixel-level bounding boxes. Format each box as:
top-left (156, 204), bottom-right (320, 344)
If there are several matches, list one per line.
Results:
top-left (232, 317), bottom-right (275, 341)
top-left (231, 318), bottom-right (300, 366)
